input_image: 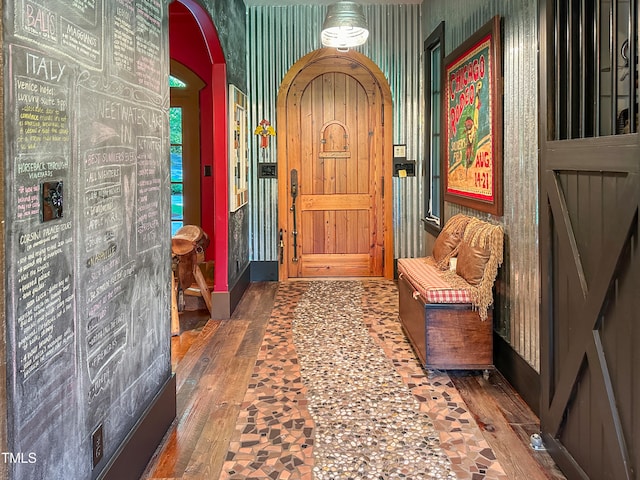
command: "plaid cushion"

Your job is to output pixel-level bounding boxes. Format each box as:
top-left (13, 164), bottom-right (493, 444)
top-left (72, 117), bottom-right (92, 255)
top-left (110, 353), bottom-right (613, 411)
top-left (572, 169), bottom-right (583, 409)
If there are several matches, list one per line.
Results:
top-left (398, 257), bottom-right (471, 304)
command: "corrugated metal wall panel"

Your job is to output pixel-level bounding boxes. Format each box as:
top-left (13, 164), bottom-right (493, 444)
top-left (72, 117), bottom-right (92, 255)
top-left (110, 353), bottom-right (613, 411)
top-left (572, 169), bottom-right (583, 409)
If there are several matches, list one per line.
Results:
top-left (246, 4), bottom-right (425, 265)
top-left (423, 0), bottom-right (540, 371)
top-left (360, 5), bottom-right (424, 260)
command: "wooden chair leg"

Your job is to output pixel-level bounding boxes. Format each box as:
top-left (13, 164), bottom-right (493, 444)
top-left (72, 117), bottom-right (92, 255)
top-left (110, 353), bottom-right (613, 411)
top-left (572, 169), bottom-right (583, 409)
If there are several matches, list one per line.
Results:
top-left (171, 273), bottom-right (180, 336)
top-left (192, 264), bottom-right (213, 317)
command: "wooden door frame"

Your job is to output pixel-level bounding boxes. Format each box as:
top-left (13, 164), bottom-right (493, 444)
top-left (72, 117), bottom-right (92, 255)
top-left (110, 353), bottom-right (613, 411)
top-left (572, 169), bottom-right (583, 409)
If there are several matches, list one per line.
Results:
top-left (170, 60), bottom-right (205, 227)
top-left (276, 48), bottom-right (394, 281)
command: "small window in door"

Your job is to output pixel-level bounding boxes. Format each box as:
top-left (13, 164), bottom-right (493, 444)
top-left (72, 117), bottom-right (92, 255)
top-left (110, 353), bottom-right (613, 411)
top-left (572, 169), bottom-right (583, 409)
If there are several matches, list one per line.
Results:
top-left (169, 62), bottom-right (204, 235)
top-left (169, 105), bottom-right (184, 236)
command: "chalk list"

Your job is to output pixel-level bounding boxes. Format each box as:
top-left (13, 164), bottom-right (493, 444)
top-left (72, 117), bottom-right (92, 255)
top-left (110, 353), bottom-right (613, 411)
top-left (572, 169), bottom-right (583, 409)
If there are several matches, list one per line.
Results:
top-left (6, 40), bottom-right (81, 479)
top-left (112, 0), bottom-right (164, 93)
top-left (76, 86), bottom-right (165, 410)
top-left (17, 0), bottom-right (103, 68)
top-left (134, 0), bottom-right (163, 92)
top-left (16, 0), bottom-right (165, 92)
top-left (114, 0), bottom-right (136, 75)
top-left (10, 43), bottom-right (75, 387)
top-left (5, 1), bottom-right (170, 479)
top-left (137, 136), bottom-right (163, 249)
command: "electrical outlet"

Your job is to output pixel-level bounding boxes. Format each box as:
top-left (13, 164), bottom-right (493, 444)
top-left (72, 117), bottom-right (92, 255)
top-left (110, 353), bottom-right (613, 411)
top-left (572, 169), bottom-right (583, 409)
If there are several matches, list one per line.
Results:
top-left (92, 424), bottom-right (104, 467)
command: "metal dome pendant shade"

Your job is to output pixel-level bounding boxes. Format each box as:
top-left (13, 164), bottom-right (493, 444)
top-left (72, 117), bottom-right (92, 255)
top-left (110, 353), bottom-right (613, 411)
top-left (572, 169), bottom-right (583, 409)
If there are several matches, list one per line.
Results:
top-left (321, 1), bottom-right (369, 50)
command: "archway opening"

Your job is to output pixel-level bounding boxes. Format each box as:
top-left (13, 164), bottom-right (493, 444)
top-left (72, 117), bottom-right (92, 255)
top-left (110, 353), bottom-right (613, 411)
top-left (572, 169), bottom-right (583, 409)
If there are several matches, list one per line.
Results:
top-left (169, 0), bottom-right (228, 293)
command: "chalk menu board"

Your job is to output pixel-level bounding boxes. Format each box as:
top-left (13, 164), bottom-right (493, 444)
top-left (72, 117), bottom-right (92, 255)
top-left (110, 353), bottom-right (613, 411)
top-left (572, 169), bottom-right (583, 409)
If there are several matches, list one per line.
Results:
top-left (4, 1), bottom-right (171, 479)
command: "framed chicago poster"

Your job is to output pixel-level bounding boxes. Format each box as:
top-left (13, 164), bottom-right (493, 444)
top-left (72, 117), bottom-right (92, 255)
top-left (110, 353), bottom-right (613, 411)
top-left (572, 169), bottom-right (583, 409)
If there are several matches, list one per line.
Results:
top-left (443, 15), bottom-right (503, 216)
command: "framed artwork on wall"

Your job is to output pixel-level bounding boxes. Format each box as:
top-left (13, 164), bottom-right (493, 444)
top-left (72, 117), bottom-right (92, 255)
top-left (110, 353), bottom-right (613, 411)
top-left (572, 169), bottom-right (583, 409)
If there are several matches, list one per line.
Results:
top-left (229, 84), bottom-right (248, 211)
top-left (443, 15), bottom-right (503, 216)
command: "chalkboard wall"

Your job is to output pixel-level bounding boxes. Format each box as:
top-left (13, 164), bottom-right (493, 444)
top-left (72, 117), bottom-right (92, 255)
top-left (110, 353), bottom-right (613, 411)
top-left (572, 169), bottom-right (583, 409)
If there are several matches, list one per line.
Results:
top-left (208, 0), bottom-right (247, 92)
top-left (3, 1), bottom-right (171, 479)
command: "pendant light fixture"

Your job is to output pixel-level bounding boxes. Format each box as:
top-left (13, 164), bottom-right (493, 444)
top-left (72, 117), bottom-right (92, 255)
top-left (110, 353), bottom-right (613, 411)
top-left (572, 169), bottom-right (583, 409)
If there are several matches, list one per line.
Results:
top-left (321, 1), bottom-right (369, 50)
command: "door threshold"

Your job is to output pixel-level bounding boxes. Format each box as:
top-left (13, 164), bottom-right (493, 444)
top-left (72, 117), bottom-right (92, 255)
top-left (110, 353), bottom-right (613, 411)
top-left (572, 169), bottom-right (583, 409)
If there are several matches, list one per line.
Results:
top-left (286, 276), bottom-right (385, 281)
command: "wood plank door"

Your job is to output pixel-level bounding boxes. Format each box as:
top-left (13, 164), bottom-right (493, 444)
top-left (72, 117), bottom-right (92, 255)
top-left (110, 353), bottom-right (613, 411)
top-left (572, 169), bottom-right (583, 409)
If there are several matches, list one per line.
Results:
top-left (539, 1), bottom-right (639, 479)
top-left (277, 49), bottom-right (393, 279)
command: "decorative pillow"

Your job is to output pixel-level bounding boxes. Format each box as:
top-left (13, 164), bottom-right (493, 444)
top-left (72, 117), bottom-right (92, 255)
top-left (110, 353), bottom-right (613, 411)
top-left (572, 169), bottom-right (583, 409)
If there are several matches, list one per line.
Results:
top-left (456, 240), bottom-right (490, 285)
top-left (432, 228), bottom-right (464, 263)
top-left (431, 214), bottom-right (471, 267)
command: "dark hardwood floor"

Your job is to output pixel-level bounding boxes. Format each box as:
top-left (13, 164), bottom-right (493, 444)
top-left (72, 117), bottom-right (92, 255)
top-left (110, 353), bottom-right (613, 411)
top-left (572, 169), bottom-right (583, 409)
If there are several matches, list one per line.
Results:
top-left (142, 281), bottom-right (565, 480)
top-left (449, 372), bottom-right (565, 479)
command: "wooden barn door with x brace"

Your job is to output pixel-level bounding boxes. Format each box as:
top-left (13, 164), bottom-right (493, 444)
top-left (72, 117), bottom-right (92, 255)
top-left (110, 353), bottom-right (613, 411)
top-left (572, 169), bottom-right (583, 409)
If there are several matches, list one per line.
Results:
top-left (539, 1), bottom-right (640, 478)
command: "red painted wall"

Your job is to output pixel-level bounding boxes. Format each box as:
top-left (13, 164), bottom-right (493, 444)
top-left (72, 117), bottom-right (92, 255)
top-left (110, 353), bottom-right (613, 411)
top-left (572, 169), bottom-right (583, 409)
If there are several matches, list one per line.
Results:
top-left (169, 1), bottom-right (229, 292)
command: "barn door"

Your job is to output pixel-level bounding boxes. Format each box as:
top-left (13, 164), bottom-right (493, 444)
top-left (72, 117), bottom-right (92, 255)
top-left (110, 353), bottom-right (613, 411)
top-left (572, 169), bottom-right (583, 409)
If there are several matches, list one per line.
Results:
top-left (277, 49), bottom-right (393, 279)
top-left (539, 1), bottom-right (639, 479)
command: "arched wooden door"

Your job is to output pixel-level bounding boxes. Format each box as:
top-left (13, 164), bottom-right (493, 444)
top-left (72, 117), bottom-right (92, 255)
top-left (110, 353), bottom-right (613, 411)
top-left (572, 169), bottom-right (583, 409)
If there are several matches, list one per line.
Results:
top-left (277, 49), bottom-right (393, 280)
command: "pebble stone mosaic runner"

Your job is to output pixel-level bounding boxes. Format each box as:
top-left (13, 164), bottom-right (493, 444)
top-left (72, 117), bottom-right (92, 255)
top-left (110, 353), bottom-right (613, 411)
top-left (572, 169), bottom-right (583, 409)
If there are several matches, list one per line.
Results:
top-left (221, 280), bottom-right (508, 480)
top-left (292, 281), bottom-right (455, 479)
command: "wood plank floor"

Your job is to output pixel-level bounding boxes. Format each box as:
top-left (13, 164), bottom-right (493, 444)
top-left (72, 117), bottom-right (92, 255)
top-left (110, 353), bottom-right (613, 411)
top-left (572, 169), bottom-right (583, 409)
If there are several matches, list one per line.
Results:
top-left (142, 281), bottom-right (565, 480)
top-left (449, 373), bottom-right (565, 479)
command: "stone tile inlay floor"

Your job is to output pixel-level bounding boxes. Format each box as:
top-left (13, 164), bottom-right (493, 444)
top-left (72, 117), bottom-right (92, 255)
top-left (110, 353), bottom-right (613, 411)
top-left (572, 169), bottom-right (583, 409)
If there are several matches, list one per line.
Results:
top-left (293, 281), bottom-right (455, 479)
top-left (221, 281), bottom-right (508, 480)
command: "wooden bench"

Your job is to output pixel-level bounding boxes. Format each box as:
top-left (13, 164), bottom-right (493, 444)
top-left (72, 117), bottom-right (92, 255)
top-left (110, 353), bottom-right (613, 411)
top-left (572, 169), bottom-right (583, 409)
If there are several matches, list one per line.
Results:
top-left (397, 214), bottom-right (504, 372)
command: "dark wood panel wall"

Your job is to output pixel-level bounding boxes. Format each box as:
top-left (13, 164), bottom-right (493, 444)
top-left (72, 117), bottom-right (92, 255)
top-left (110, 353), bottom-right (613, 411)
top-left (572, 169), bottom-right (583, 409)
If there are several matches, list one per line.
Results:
top-left (539, 0), bottom-right (639, 478)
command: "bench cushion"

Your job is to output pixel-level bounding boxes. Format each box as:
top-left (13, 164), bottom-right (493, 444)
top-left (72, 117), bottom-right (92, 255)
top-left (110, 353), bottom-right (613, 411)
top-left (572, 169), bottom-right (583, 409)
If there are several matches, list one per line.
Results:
top-left (397, 257), bottom-right (471, 304)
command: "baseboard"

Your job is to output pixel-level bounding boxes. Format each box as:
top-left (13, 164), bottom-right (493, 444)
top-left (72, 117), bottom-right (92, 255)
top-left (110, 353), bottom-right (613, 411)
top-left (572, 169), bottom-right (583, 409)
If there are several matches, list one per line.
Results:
top-left (493, 333), bottom-right (540, 416)
top-left (97, 374), bottom-right (176, 480)
top-left (250, 261), bottom-right (278, 281)
top-left (230, 264), bottom-right (250, 314)
top-left (212, 264), bottom-right (251, 319)
top-left (251, 260), bottom-right (397, 281)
